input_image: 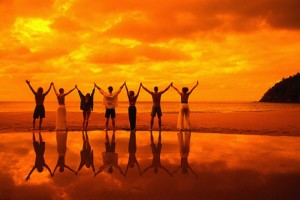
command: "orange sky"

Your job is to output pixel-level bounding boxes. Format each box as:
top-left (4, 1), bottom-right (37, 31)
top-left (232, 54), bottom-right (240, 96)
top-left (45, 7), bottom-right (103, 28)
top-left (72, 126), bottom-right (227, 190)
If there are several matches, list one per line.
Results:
top-left (0, 0), bottom-right (300, 101)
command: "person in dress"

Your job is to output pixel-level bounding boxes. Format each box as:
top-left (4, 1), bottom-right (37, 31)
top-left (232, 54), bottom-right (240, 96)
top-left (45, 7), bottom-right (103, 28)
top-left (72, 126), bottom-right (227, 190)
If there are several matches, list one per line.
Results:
top-left (125, 83), bottom-right (142, 130)
top-left (52, 84), bottom-right (76, 131)
top-left (171, 81), bottom-right (198, 131)
top-left (141, 83), bottom-right (172, 130)
top-left (75, 85), bottom-right (95, 130)
top-left (94, 82), bottom-right (125, 130)
top-left (25, 80), bottom-right (52, 130)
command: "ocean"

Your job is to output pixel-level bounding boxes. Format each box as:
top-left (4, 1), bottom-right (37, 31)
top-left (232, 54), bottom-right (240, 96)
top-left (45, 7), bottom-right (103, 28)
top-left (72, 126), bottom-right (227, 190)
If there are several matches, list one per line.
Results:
top-left (0, 101), bottom-right (299, 113)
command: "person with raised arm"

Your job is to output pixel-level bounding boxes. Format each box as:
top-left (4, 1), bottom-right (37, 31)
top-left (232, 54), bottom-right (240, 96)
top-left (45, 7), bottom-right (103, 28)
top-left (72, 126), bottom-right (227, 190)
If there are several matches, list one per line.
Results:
top-left (171, 81), bottom-right (198, 131)
top-left (26, 132), bottom-right (52, 181)
top-left (75, 85), bottom-right (95, 131)
top-left (141, 82), bottom-right (172, 130)
top-left (52, 83), bottom-right (76, 131)
top-left (125, 83), bottom-right (142, 130)
top-left (25, 80), bottom-right (52, 130)
top-left (94, 82), bottom-right (125, 130)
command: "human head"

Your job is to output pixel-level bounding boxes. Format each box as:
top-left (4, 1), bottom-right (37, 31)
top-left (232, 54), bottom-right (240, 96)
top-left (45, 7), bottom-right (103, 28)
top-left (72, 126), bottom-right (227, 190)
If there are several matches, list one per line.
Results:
top-left (154, 86), bottom-right (158, 92)
top-left (182, 87), bottom-right (189, 94)
top-left (59, 88), bottom-right (64, 94)
top-left (85, 93), bottom-right (91, 100)
top-left (37, 166), bottom-right (44, 172)
top-left (154, 167), bottom-right (158, 174)
top-left (129, 91), bottom-right (134, 96)
top-left (108, 86), bottom-right (113, 93)
top-left (108, 166), bottom-right (113, 174)
top-left (37, 87), bottom-right (43, 94)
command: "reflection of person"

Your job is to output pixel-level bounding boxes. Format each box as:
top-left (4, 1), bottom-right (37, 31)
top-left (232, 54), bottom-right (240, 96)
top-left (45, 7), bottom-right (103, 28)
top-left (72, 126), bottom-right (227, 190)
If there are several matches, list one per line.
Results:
top-left (26, 132), bottom-right (52, 181)
top-left (141, 131), bottom-right (172, 176)
top-left (171, 81), bottom-right (198, 131)
top-left (94, 131), bottom-right (125, 176)
top-left (75, 85), bottom-right (95, 130)
top-left (76, 131), bottom-right (95, 175)
top-left (125, 130), bottom-right (141, 176)
top-left (171, 131), bottom-right (197, 177)
top-left (53, 131), bottom-right (76, 175)
top-left (25, 80), bottom-right (52, 130)
top-left (52, 83), bottom-right (76, 131)
top-left (94, 82), bottom-right (125, 130)
top-left (125, 83), bottom-right (142, 130)
top-left (141, 83), bottom-right (172, 130)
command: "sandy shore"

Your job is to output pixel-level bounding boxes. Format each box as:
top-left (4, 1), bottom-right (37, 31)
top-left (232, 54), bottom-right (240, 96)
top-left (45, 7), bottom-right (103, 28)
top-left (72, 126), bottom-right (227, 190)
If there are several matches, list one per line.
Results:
top-left (1, 108), bottom-right (300, 136)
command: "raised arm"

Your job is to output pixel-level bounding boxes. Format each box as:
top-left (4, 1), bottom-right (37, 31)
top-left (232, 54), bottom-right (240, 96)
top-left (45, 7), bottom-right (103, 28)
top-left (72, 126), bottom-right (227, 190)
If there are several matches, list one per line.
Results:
top-left (160, 83), bottom-right (172, 94)
top-left (125, 83), bottom-right (130, 97)
top-left (52, 83), bottom-right (59, 96)
top-left (188, 81), bottom-right (198, 95)
top-left (171, 83), bottom-right (182, 95)
top-left (135, 83), bottom-right (142, 99)
top-left (44, 82), bottom-right (53, 95)
top-left (64, 86), bottom-right (76, 96)
top-left (25, 80), bottom-right (36, 95)
top-left (141, 84), bottom-right (152, 94)
top-left (94, 83), bottom-right (105, 95)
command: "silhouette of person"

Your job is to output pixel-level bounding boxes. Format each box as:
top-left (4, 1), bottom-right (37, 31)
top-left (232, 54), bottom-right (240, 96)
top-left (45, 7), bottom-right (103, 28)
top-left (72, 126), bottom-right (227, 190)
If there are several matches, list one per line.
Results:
top-left (53, 131), bottom-right (76, 175)
top-left (141, 131), bottom-right (172, 176)
top-left (52, 83), bottom-right (76, 131)
top-left (171, 131), bottom-right (198, 177)
top-left (141, 83), bottom-right (172, 130)
top-left (94, 82), bottom-right (125, 130)
top-left (75, 85), bottom-right (95, 130)
top-left (26, 132), bottom-right (53, 181)
top-left (125, 83), bottom-right (142, 130)
top-left (171, 81), bottom-right (198, 131)
top-left (76, 131), bottom-right (95, 175)
top-left (25, 80), bottom-right (52, 130)
top-left (94, 130), bottom-right (125, 177)
top-left (125, 130), bottom-right (141, 176)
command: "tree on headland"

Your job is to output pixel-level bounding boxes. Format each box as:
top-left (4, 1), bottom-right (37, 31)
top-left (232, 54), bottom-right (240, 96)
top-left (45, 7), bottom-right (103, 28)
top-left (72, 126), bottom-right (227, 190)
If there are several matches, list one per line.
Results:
top-left (260, 73), bottom-right (300, 103)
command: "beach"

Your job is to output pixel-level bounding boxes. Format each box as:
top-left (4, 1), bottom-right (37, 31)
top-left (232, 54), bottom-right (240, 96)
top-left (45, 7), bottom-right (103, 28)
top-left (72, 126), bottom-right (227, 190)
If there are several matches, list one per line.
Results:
top-left (1, 107), bottom-right (300, 136)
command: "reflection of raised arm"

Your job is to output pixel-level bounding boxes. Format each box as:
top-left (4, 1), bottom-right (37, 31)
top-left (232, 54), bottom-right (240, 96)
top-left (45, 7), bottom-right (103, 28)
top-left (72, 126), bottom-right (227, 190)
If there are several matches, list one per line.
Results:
top-left (94, 165), bottom-right (106, 177)
top-left (160, 83), bottom-right (172, 94)
top-left (25, 166), bottom-right (36, 181)
top-left (53, 164), bottom-right (59, 175)
top-left (160, 165), bottom-right (172, 177)
top-left (25, 80), bottom-right (36, 95)
top-left (171, 83), bottom-right (181, 95)
top-left (188, 165), bottom-right (198, 178)
top-left (44, 82), bottom-right (53, 95)
top-left (141, 165), bottom-right (153, 175)
top-left (135, 83), bottom-right (142, 99)
top-left (171, 166), bottom-right (181, 175)
top-left (65, 164), bottom-right (76, 174)
top-left (116, 165), bottom-right (125, 177)
top-left (188, 81), bottom-right (198, 95)
top-left (141, 84), bottom-right (152, 94)
top-left (44, 164), bottom-right (53, 177)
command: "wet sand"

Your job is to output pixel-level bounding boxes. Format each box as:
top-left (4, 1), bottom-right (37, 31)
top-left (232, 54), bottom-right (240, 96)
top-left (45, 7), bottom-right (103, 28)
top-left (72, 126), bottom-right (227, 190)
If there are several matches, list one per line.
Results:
top-left (0, 108), bottom-right (300, 136)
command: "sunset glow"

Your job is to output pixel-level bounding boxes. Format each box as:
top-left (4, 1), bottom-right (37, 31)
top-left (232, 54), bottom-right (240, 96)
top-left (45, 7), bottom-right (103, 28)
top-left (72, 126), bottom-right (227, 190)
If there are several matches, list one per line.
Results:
top-left (1, 0), bottom-right (300, 101)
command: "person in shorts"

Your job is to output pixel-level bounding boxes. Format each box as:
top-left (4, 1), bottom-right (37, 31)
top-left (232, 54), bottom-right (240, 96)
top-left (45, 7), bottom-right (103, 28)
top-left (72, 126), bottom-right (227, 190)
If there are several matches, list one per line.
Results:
top-left (141, 82), bottom-right (172, 130)
top-left (26, 80), bottom-right (52, 130)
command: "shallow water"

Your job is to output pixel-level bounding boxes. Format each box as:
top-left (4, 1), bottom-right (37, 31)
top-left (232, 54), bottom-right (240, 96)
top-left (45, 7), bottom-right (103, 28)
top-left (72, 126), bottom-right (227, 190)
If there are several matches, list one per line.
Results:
top-left (1, 131), bottom-right (300, 200)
